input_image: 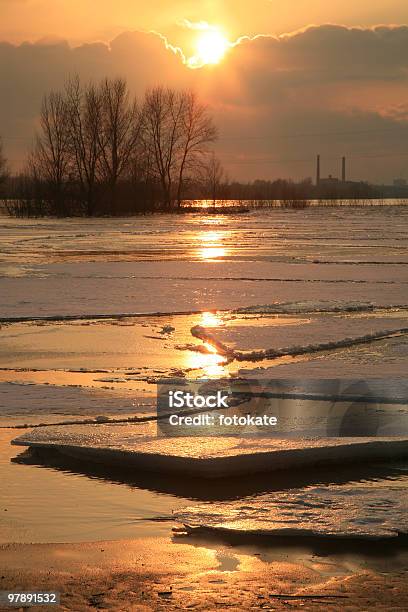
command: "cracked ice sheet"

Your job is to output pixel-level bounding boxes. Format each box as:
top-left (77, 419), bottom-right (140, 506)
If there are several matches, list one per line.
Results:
top-left (0, 206), bottom-right (407, 265)
top-left (0, 315), bottom-right (201, 371)
top-left (0, 382), bottom-right (156, 427)
top-left (0, 314), bottom-right (228, 387)
top-left (238, 335), bottom-right (408, 378)
top-left (193, 313), bottom-right (408, 353)
top-left (174, 481), bottom-right (408, 540)
top-left (2, 261), bottom-right (408, 284)
top-left (1, 309), bottom-right (408, 384)
top-left (1, 207), bottom-right (407, 319)
top-left (1, 276), bottom-right (408, 320)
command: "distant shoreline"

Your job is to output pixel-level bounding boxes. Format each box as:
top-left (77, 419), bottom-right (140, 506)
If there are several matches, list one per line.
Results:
top-left (1, 197), bottom-right (408, 218)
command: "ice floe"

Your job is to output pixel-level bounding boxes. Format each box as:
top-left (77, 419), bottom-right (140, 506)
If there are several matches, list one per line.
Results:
top-left (191, 314), bottom-right (408, 362)
top-left (12, 424), bottom-right (408, 478)
top-left (173, 483), bottom-right (408, 540)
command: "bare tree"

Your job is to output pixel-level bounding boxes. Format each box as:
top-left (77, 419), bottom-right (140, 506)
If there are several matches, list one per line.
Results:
top-left (24, 81), bottom-right (218, 216)
top-left (65, 76), bottom-right (104, 216)
top-left (142, 87), bottom-right (217, 209)
top-left (202, 152), bottom-right (225, 205)
top-left (141, 87), bottom-right (178, 209)
top-left (175, 91), bottom-right (217, 207)
top-left (32, 91), bottom-right (71, 215)
top-left (98, 78), bottom-right (142, 209)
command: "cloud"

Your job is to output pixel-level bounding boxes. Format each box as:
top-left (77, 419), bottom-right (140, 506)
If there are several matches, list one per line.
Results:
top-left (228, 24), bottom-right (408, 89)
top-left (179, 20), bottom-right (218, 32)
top-left (1, 24), bottom-right (408, 182)
top-left (0, 31), bottom-right (190, 167)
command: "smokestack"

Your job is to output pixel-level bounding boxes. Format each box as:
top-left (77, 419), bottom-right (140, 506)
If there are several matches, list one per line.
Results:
top-left (342, 156), bottom-right (346, 182)
top-left (316, 154), bottom-right (320, 186)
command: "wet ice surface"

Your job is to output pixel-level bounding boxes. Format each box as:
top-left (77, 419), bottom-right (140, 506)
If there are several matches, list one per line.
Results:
top-left (238, 334), bottom-right (408, 378)
top-left (1, 308), bottom-right (408, 401)
top-left (1, 207), bottom-right (407, 384)
top-left (174, 482), bottom-right (408, 540)
top-left (1, 208), bottom-right (407, 372)
top-left (1, 207), bottom-right (407, 402)
top-left (3, 276), bottom-right (407, 319)
top-left (12, 423), bottom-right (408, 470)
top-left (1, 206), bottom-right (408, 543)
top-left (1, 207), bottom-right (408, 319)
top-left (11, 424), bottom-right (408, 539)
top-left (192, 312), bottom-right (408, 354)
top-left (1, 206), bottom-right (408, 265)
top-left (0, 314), bottom-right (221, 372)
top-left (0, 382), bottom-right (155, 424)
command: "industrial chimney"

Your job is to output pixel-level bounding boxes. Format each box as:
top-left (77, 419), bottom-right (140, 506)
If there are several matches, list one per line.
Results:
top-left (342, 157), bottom-right (346, 182)
top-left (316, 154), bottom-right (321, 186)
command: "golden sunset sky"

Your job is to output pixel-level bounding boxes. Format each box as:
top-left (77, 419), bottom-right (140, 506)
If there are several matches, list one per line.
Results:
top-left (2, 0), bottom-right (408, 44)
top-left (1, 0), bottom-right (408, 182)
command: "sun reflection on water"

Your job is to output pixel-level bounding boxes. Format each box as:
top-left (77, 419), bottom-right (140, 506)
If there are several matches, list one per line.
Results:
top-left (200, 311), bottom-right (224, 328)
top-left (196, 229), bottom-right (229, 261)
top-left (186, 311), bottom-right (228, 377)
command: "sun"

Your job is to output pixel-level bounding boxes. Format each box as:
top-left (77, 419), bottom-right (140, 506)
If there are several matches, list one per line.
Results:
top-left (195, 30), bottom-right (229, 66)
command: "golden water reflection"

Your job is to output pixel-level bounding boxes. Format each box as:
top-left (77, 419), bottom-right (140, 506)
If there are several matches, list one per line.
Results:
top-left (186, 311), bottom-right (228, 377)
top-left (200, 311), bottom-right (224, 328)
top-left (197, 230), bottom-right (229, 261)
